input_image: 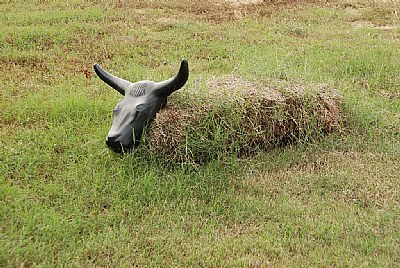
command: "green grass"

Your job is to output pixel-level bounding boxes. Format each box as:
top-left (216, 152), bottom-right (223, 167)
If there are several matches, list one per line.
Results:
top-left (1, 0), bottom-right (399, 266)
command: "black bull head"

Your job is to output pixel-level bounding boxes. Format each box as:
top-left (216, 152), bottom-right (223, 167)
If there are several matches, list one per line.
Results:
top-left (94, 59), bottom-right (189, 153)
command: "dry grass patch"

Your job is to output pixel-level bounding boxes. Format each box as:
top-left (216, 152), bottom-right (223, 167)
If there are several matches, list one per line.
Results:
top-left (147, 76), bottom-right (342, 163)
top-left (107, 0), bottom-right (319, 22)
top-left (251, 151), bottom-right (398, 201)
top-left (343, 0), bottom-right (400, 29)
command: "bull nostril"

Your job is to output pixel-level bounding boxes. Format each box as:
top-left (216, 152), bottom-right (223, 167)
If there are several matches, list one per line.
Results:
top-left (106, 136), bottom-right (123, 153)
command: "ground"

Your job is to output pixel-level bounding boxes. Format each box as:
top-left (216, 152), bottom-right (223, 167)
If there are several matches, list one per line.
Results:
top-left (0, 0), bottom-right (399, 267)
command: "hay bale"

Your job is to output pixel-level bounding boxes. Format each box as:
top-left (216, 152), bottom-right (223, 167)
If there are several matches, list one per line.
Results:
top-left (147, 75), bottom-right (342, 163)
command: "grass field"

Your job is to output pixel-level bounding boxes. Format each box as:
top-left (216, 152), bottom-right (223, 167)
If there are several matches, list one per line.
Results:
top-left (1, 0), bottom-right (399, 266)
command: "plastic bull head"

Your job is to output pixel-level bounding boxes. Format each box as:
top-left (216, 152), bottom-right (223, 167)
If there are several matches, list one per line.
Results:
top-left (94, 59), bottom-right (189, 153)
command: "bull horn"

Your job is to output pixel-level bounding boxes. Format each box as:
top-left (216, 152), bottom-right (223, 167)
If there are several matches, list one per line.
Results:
top-left (93, 64), bottom-right (131, 96)
top-left (154, 59), bottom-right (189, 97)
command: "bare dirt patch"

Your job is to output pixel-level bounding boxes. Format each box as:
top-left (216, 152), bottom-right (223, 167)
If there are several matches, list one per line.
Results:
top-left (114, 0), bottom-right (314, 22)
top-left (351, 20), bottom-right (400, 30)
top-left (223, 0), bottom-right (263, 7)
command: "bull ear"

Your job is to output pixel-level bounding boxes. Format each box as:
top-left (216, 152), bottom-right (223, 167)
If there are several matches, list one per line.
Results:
top-left (153, 59), bottom-right (189, 97)
top-left (93, 64), bottom-right (131, 96)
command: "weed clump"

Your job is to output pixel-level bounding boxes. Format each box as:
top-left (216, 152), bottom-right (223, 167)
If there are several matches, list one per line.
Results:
top-left (147, 75), bottom-right (342, 163)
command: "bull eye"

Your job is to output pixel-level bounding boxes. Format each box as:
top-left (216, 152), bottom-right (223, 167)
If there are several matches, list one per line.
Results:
top-left (136, 104), bottom-right (146, 111)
